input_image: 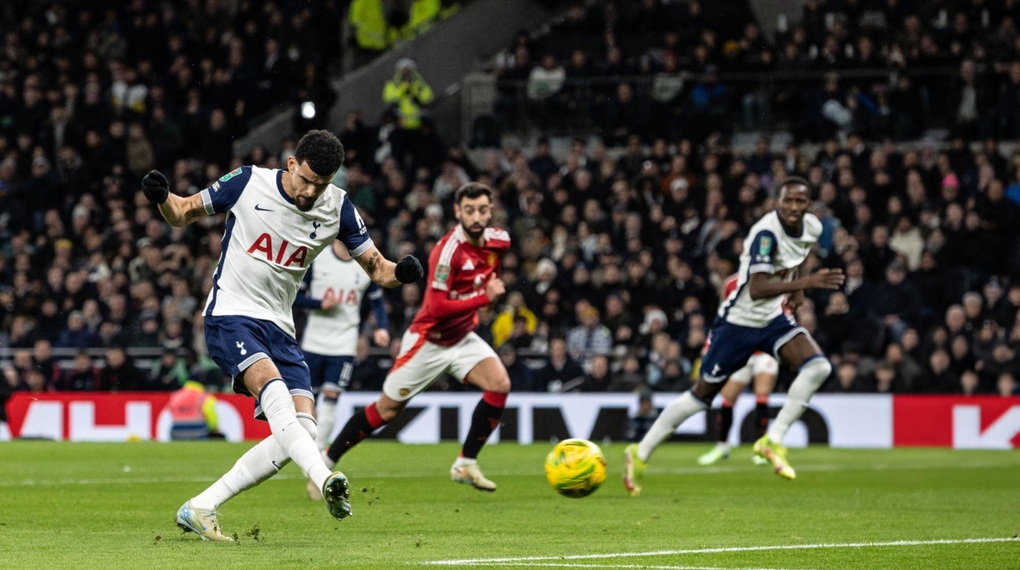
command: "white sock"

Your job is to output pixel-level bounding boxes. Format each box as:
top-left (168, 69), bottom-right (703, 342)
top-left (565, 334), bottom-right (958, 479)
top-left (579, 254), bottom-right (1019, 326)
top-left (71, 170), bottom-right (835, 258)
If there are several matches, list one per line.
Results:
top-left (637, 391), bottom-right (709, 462)
top-left (321, 449), bottom-right (336, 470)
top-left (314, 394), bottom-right (338, 449)
top-left (259, 379), bottom-right (332, 490)
top-left (453, 456), bottom-right (476, 468)
top-left (768, 357), bottom-right (832, 443)
top-left (191, 435), bottom-right (289, 510)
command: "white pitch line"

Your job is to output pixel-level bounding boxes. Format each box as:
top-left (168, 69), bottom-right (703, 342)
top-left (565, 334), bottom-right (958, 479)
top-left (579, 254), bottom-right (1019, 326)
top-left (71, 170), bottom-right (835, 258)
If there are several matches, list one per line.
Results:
top-left (462, 563), bottom-right (790, 570)
top-left (425, 537), bottom-right (1019, 565)
top-left (3, 459), bottom-right (1015, 487)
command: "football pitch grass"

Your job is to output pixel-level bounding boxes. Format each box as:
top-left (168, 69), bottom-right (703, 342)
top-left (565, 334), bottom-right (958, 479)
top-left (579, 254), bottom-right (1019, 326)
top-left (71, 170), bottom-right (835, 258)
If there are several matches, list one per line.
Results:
top-left (0, 441), bottom-right (1017, 569)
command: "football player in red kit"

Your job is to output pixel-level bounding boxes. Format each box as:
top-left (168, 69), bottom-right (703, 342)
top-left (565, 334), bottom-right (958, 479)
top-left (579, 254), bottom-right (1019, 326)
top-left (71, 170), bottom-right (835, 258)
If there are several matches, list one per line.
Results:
top-left (322, 182), bottom-right (512, 490)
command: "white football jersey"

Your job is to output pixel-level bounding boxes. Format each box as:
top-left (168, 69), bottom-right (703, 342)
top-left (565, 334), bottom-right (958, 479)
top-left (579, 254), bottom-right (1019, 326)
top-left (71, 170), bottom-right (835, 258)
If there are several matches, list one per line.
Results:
top-left (717, 210), bottom-right (821, 328)
top-left (200, 166), bottom-right (373, 336)
top-left (299, 249), bottom-right (382, 356)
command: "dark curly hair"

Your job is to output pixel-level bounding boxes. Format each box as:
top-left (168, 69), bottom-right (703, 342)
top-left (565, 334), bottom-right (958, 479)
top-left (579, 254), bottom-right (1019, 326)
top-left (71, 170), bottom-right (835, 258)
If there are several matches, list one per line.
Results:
top-left (454, 182), bottom-right (493, 204)
top-left (294, 130), bottom-right (345, 176)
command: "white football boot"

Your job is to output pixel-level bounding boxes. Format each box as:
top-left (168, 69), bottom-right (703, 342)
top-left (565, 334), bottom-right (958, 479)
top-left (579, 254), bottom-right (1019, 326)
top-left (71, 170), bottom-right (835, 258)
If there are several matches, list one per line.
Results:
top-left (176, 501), bottom-right (233, 542)
top-left (450, 460), bottom-right (497, 492)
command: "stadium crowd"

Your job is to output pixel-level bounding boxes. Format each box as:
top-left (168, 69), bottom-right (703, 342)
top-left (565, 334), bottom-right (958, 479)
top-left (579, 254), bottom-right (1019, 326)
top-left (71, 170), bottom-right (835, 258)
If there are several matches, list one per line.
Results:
top-left (2, 0), bottom-right (1020, 401)
top-left (490, 0), bottom-right (1020, 144)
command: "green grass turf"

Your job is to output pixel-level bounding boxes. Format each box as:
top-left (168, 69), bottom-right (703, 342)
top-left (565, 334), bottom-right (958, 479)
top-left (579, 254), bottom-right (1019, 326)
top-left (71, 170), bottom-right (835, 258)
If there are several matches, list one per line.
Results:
top-left (0, 441), bottom-right (1017, 569)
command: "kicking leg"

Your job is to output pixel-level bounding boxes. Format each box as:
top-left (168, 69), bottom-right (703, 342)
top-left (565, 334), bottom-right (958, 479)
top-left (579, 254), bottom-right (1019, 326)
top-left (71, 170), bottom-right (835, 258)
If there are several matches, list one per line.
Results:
top-left (244, 359), bottom-right (350, 519)
top-left (307, 384), bottom-right (341, 500)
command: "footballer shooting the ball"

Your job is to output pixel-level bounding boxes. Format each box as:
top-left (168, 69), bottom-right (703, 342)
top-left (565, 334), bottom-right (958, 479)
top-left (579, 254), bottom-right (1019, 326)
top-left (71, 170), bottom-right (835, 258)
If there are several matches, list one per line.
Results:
top-left (142, 129), bottom-right (424, 541)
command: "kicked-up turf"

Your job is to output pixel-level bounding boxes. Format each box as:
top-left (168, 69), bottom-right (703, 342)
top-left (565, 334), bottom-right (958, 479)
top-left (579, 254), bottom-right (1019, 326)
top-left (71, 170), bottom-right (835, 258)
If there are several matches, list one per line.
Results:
top-left (0, 440), bottom-right (1017, 569)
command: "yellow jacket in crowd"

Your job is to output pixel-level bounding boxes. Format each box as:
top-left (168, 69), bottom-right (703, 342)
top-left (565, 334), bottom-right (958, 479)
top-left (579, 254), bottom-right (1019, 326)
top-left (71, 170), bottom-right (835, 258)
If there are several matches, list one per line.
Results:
top-left (383, 59), bottom-right (434, 129)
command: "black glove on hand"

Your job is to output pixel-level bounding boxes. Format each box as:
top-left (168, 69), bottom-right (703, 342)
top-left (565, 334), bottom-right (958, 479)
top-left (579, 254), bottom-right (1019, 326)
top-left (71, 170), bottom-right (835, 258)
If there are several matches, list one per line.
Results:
top-left (141, 170), bottom-right (169, 204)
top-left (394, 255), bottom-right (424, 284)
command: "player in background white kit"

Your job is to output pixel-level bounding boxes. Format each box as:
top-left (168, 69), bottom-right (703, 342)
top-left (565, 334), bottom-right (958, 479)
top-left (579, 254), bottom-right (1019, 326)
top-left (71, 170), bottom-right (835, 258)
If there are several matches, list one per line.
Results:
top-left (624, 178), bottom-right (844, 495)
top-left (295, 240), bottom-right (390, 499)
top-left (697, 274), bottom-right (780, 466)
top-left (140, 130), bottom-right (424, 540)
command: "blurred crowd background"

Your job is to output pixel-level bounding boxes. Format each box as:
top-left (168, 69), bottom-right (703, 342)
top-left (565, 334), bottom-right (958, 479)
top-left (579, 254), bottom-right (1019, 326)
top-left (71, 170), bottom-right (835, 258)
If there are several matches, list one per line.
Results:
top-left (2, 0), bottom-right (1020, 400)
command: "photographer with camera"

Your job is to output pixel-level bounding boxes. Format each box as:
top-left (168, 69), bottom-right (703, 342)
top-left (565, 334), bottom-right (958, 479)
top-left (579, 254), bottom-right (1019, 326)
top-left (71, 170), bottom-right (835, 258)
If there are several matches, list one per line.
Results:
top-left (383, 57), bottom-right (434, 170)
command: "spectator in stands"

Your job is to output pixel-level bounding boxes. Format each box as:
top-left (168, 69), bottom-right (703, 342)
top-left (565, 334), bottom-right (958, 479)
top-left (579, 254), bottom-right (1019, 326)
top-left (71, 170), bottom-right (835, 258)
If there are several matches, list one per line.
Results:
top-left (576, 354), bottom-right (611, 392)
top-left (872, 260), bottom-right (922, 342)
top-left (62, 351), bottom-right (99, 392)
top-left (349, 0), bottom-right (390, 67)
top-left (921, 349), bottom-right (958, 393)
top-left (566, 304), bottom-right (612, 371)
top-left (383, 58), bottom-right (434, 171)
top-left (149, 349), bottom-right (189, 392)
top-left (32, 340), bottom-right (62, 389)
top-left (535, 337), bottom-right (584, 392)
top-left (492, 291), bottom-right (538, 349)
top-left (56, 310), bottom-right (96, 350)
top-left (97, 346), bottom-right (145, 392)
top-left (998, 373), bottom-right (1018, 397)
top-left (498, 344), bottom-right (532, 393)
top-left (827, 361), bottom-right (868, 393)
top-left (527, 53), bottom-right (567, 130)
top-left (599, 83), bottom-right (651, 147)
top-left (23, 369), bottom-right (54, 394)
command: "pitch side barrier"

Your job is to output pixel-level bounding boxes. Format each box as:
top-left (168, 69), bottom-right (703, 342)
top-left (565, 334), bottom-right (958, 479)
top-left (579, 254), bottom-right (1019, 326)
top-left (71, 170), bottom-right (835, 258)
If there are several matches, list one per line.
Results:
top-left (3, 392), bottom-right (1019, 449)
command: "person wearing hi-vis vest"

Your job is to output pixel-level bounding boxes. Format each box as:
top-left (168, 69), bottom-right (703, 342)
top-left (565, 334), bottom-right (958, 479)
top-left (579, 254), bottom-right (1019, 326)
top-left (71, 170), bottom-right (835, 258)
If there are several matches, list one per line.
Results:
top-left (383, 57), bottom-right (434, 170)
top-left (348, 0), bottom-right (389, 67)
top-left (168, 381), bottom-right (222, 440)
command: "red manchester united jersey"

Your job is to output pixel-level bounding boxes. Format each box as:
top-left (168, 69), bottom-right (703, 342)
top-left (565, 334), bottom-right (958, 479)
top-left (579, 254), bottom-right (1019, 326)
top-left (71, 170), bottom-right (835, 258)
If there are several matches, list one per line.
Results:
top-left (411, 225), bottom-right (511, 346)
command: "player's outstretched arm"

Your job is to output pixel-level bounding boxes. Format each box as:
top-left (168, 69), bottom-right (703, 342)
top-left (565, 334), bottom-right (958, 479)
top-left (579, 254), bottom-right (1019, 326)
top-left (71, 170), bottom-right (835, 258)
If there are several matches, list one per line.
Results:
top-left (354, 244), bottom-right (423, 288)
top-left (747, 268), bottom-right (844, 301)
top-left (141, 170), bottom-right (207, 227)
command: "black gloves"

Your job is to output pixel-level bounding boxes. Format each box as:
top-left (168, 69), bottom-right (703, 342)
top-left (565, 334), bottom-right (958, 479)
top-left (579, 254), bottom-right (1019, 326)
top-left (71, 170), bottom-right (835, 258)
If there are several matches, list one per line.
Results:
top-left (394, 255), bottom-right (424, 284)
top-left (141, 170), bottom-right (169, 204)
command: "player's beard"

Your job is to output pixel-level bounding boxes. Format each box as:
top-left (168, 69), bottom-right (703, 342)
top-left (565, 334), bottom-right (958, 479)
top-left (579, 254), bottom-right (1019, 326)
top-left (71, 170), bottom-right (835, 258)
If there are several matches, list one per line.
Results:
top-left (295, 196), bottom-right (316, 212)
top-left (462, 222), bottom-right (485, 239)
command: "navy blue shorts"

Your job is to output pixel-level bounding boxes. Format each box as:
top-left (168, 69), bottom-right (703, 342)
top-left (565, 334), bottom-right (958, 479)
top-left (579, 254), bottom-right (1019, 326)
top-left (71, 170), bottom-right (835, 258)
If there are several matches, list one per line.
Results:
top-left (304, 352), bottom-right (354, 392)
top-left (205, 315), bottom-right (313, 414)
top-left (700, 314), bottom-right (806, 383)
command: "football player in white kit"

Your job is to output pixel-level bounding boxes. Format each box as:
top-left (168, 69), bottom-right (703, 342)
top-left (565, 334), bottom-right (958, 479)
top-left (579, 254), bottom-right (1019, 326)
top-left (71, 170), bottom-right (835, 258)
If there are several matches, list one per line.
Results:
top-left (624, 178), bottom-right (845, 496)
top-left (295, 240), bottom-right (390, 499)
top-left (697, 273), bottom-right (782, 466)
top-left (140, 130), bottom-right (423, 540)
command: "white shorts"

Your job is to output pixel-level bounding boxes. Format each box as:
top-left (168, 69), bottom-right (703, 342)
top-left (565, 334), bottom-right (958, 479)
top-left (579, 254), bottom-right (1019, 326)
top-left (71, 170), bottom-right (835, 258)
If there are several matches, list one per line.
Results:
top-left (728, 352), bottom-right (780, 384)
top-left (383, 330), bottom-right (498, 402)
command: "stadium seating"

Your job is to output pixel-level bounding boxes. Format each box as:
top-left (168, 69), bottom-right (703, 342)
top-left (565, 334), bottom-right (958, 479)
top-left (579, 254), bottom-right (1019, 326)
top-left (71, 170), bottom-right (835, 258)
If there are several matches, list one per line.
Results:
top-left (1, 0), bottom-right (1019, 400)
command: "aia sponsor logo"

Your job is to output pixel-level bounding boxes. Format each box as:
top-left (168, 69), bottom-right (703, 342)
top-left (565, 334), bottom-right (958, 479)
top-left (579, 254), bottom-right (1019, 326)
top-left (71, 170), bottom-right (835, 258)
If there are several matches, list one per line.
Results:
top-left (247, 233), bottom-right (309, 267)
